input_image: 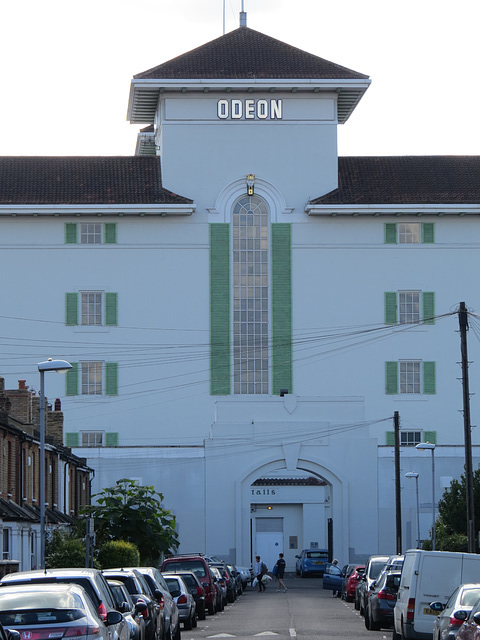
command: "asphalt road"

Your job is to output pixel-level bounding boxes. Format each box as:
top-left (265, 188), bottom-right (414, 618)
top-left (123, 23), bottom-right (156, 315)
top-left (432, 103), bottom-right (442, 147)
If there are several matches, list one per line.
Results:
top-left (182, 573), bottom-right (394, 640)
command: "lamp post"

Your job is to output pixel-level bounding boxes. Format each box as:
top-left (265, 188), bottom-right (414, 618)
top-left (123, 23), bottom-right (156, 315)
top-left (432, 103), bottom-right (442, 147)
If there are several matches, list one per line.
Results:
top-left (405, 472), bottom-right (420, 548)
top-left (38, 358), bottom-right (72, 569)
top-left (416, 442), bottom-right (436, 550)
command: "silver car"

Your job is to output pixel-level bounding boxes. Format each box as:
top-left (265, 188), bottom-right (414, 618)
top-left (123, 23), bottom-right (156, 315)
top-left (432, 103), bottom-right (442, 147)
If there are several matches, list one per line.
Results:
top-left (0, 583), bottom-right (123, 640)
top-left (163, 574), bottom-right (196, 631)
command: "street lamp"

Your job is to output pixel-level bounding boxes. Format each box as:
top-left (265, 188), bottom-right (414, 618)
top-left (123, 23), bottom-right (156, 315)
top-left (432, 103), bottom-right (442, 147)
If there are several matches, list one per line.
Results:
top-left (416, 442), bottom-right (436, 550)
top-left (405, 472), bottom-right (420, 548)
top-left (38, 358), bottom-right (72, 569)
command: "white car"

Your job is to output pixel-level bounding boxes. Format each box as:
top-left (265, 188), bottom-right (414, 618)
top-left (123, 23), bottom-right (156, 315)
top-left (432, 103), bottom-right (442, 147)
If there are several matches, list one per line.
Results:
top-left (0, 583), bottom-right (123, 640)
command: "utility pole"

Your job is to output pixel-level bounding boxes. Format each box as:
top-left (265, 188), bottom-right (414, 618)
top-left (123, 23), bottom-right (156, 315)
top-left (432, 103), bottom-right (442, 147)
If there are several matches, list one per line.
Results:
top-left (459, 302), bottom-right (476, 553)
top-left (394, 411), bottom-right (402, 555)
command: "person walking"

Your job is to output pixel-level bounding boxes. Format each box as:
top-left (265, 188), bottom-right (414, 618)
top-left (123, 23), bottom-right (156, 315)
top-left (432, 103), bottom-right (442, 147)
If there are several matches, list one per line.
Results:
top-left (274, 553), bottom-right (287, 592)
top-left (254, 555), bottom-right (267, 592)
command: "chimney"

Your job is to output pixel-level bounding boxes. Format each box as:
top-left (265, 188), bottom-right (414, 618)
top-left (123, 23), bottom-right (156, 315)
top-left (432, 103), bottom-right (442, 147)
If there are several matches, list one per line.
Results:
top-left (54, 398), bottom-right (61, 411)
top-left (18, 380), bottom-right (28, 390)
top-left (239, 11), bottom-right (247, 27)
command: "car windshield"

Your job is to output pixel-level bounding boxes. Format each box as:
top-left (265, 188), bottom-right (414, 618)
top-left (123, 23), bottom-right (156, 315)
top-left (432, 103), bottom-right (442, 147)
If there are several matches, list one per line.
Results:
top-left (369, 561), bottom-right (387, 579)
top-left (0, 592), bottom-right (85, 611)
top-left (164, 561), bottom-right (206, 578)
top-left (0, 610), bottom-right (86, 625)
top-left (461, 589), bottom-right (480, 607)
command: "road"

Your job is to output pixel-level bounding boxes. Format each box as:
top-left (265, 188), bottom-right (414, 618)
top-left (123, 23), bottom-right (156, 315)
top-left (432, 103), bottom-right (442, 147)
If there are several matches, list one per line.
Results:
top-left (182, 573), bottom-right (394, 640)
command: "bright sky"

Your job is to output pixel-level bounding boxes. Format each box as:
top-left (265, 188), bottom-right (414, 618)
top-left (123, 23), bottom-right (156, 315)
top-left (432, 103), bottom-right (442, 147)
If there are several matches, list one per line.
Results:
top-left (1, 0), bottom-right (479, 158)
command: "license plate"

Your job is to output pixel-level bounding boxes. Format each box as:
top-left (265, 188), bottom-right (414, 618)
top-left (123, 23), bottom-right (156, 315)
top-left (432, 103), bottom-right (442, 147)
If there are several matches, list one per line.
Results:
top-left (423, 608), bottom-right (438, 616)
top-left (313, 562), bottom-right (321, 565)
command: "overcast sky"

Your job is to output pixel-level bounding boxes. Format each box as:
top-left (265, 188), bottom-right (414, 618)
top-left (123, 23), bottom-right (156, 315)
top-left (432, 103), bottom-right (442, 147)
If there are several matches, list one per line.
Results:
top-left (1, 0), bottom-right (479, 157)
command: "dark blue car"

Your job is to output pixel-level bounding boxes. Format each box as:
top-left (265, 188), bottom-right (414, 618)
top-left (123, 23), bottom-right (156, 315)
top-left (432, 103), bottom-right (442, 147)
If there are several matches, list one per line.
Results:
top-left (295, 549), bottom-right (329, 577)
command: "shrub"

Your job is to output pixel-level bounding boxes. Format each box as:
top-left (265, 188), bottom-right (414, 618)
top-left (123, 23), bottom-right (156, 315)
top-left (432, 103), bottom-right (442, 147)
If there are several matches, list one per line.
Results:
top-left (98, 540), bottom-right (140, 568)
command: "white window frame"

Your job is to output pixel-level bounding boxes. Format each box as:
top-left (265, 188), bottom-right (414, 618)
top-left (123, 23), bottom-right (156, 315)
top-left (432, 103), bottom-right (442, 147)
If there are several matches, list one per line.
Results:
top-left (398, 222), bottom-right (420, 244)
top-left (81, 431), bottom-right (104, 447)
top-left (400, 431), bottom-right (422, 446)
top-left (81, 361), bottom-right (103, 395)
top-left (2, 528), bottom-right (10, 560)
top-left (399, 290), bottom-right (420, 324)
top-left (80, 223), bottom-right (102, 244)
top-left (399, 360), bottom-right (421, 394)
top-left (81, 291), bottom-right (103, 326)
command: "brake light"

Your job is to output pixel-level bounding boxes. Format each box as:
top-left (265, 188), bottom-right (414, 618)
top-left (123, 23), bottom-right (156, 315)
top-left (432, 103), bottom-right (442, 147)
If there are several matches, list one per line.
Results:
top-left (158, 594), bottom-right (165, 610)
top-left (177, 595), bottom-right (188, 605)
top-left (65, 626), bottom-right (92, 637)
top-left (449, 616), bottom-right (463, 627)
top-left (97, 602), bottom-right (107, 622)
top-left (377, 591), bottom-right (395, 601)
top-left (407, 598), bottom-right (415, 621)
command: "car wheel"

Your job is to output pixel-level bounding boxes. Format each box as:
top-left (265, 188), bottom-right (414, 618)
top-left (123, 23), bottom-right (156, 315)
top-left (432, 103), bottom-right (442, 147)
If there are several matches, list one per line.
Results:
top-left (207, 601), bottom-right (216, 616)
top-left (184, 616), bottom-right (192, 631)
top-left (173, 624), bottom-right (181, 640)
top-left (359, 598), bottom-right (365, 616)
top-left (197, 604), bottom-right (206, 621)
top-left (192, 613), bottom-right (197, 629)
top-left (392, 625), bottom-right (402, 640)
top-left (364, 609), bottom-right (370, 630)
top-left (354, 594), bottom-right (360, 610)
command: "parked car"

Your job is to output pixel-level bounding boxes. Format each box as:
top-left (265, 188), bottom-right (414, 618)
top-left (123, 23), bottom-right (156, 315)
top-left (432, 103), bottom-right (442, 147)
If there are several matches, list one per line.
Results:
top-left (210, 563), bottom-right (236, 603)
top-left (125, 567), bottom-right (179, 640)
top-left (364, 570), bottom-right (401, 630)
top-left (355, 555), bottom-right (390, 615)
top-left (0, 583), bottom-right (124, 640)
top-left (103, 569), bottom-right (162, 640)
top-left (169, 571), bottom-right (206, 621)
top-left (295, 549), bottom-right (329, 577)
top-left (210, 567), bottom-right (226, 610)
top-left (236, 567), bottom-right (253, 590)
top-left (430, 583), bottom-right (480, 640)
top-left (342, 564), bottom-right (365, 602)
top-left (394, 550), bottom-right (480, 640)
top-left (163, 575), bottom-right (196, 631)
top-left (107, 579), bottom-right (147, 640)
top-left (322, 562), bottom-right (345, 595)
top-left (161, 555), bottom-right (216, 616)
top-left (226, 564), bottom-right (243, 596)
top-left (0, 567), bottom-right (129, 640)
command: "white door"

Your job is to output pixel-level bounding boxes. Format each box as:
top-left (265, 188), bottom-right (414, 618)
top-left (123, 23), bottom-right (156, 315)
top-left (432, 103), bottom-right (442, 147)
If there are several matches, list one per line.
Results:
top-left (255, 517), bottom-right (284, 572)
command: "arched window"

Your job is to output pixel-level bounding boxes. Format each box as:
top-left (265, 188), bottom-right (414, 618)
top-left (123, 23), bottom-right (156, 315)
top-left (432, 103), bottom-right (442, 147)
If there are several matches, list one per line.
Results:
top-left (232, 195), bottom-right (269, 394)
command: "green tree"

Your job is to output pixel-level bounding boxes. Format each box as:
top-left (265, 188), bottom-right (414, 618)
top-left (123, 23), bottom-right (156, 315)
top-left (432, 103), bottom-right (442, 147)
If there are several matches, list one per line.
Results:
top-left (435, 467), bottom-right (480, 552)
top-left (46, 529), bottom-right (87, 568)
top-left (82, 479), bottom-right (178, 565)
top-left (98, 540), bottom-right (140, 569)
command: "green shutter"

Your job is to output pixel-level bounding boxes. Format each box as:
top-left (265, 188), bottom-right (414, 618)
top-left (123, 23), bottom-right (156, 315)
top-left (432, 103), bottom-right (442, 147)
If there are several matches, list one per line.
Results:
top-left (423, 430), bottom-right (437, 444)
top-left (385, 292), bottom-right (398, 325)
top-left (423, 361), bottom-right (436, 394)
top-left (105, 432), bottom-right (119, 447)
top-left (65, 432), bottom-right (79, 447)
top-left (385, 223), bottom-right (397, 244)
top-left (386, 431), bottom-right (395, 446)
top-left (210, 224), bottom-right (231, 395)
top-left (65, 223), bottom-right (77, 244)
top-left (66, 363), bottom-right (79, 396)
top-left (65, 293), bottom-right (78, 326)
top-left (105, 362), bottom-right (118, 396)
top-left (271, 223), bottom-right (292, 395)
top-left (104, 223), bottom-right (117, 244)
top-left (422, 292), bottom-right (435, 324)
top-left (422, 223), bottom-right (435, 244)
top-left (105, 292), bottom-right (118, 326)
top-left (385, 361), bottom-right (398, 395)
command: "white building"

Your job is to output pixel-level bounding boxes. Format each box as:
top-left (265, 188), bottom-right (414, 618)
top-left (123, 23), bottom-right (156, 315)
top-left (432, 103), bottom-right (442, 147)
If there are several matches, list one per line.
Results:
top-left (0, 15), bottom-right (479, 570)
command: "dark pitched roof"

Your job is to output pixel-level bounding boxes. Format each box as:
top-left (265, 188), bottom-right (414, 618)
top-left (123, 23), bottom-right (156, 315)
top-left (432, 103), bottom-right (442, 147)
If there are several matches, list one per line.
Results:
top-left (0, 157), bottom-right (192, 205)
top-left (135, 27), bottom-right (368, 81)
top-left (310, 156), bottom-right (480, 205)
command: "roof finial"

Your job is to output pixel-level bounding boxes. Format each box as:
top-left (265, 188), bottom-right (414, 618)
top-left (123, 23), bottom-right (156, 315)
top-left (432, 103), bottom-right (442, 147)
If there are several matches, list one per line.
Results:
top-left (240, 0), bottom-right (247, 27)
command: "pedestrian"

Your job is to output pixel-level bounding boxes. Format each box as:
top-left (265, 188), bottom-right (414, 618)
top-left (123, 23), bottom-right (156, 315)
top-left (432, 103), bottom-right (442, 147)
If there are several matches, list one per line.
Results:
top-left (254, 555), bottom-right (267, 592)
top-left (331, 558), bottom-right (339, 597)
top-left (274, 553), bottom-right (287, 592)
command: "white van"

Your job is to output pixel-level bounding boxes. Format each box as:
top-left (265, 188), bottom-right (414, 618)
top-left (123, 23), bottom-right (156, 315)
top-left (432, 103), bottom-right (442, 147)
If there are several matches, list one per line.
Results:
top-left (393, 549), bottom-right (480, 640)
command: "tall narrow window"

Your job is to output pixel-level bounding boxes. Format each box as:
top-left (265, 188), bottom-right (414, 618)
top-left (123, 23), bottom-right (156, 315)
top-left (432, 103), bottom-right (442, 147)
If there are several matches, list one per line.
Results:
top-left (81, 292), bottom-right (102, 326)
top-left (81, 361), bottom-right (103, 395)
top-left (232, 195), bottom-right (269, 394)
top-left (399, 291), bottom-right (420, 324)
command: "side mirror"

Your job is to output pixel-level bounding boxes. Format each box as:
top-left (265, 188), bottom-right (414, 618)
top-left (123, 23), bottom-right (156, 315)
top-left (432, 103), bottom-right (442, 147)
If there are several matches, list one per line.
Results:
top-left (454, 610), bottom-right (469, 622)
top-left (105, 611), bottom-right (123, 626)
top-left (135, 601), bottom-right (148, 615)
top-left (429, 602), bottom-right (445, 612)
top-left (473, 612), bottom-right (480, 626)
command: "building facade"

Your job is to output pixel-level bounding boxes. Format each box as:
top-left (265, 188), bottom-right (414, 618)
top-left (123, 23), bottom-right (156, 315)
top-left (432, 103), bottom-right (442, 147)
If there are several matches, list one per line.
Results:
top-left (0, 18), bottom-right (479, 569)
top-left (0, 379), bottom-right (93, 572)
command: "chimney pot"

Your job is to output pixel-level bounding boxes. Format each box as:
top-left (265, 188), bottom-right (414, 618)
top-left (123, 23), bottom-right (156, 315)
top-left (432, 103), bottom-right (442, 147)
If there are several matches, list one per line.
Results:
top-left (18, 380), bottom-right (28, 390)
top-left (54, 398), bottom-right (61, 411)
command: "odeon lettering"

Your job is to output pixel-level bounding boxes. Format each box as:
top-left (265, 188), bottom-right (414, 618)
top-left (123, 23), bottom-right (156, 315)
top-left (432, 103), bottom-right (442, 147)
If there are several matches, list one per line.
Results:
top-left (217, 99), bottom-right (282, 120)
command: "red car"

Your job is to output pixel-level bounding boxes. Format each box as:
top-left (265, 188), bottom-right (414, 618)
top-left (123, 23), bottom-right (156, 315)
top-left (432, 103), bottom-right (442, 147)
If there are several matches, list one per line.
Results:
top-left (342, 564), bottom-right (365, 602)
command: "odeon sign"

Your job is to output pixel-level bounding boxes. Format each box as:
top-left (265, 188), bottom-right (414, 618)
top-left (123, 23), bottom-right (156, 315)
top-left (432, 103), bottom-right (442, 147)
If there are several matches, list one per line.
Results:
top-left (217, 98), bottom-right (282, 120)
